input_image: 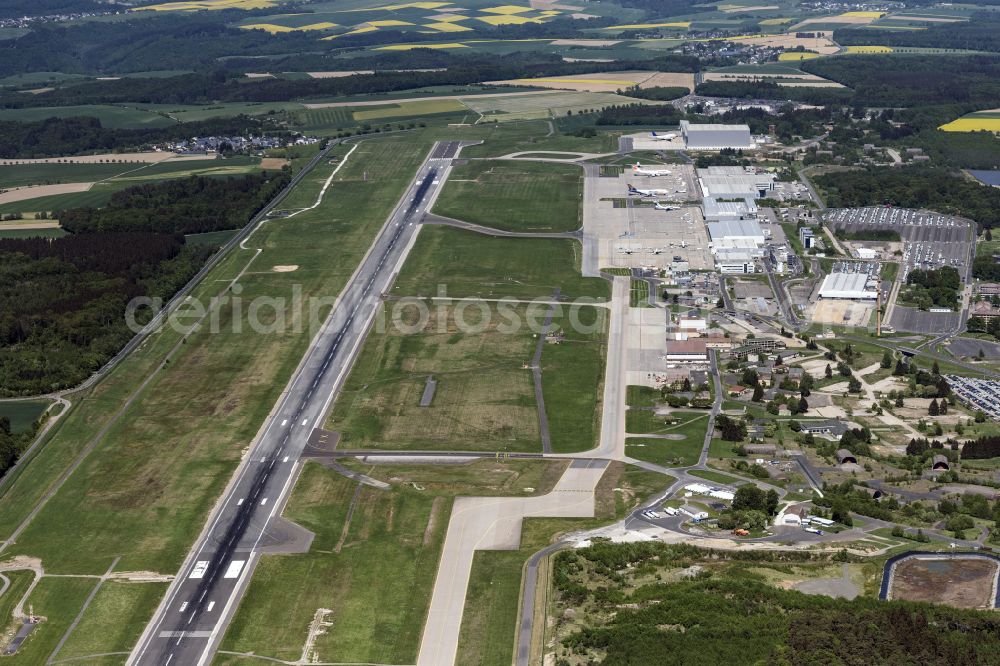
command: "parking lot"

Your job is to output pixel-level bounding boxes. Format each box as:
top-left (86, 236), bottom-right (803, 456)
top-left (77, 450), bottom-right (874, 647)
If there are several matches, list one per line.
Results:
top-left (945, 375), bottom-right (1000, 420)
top-left (823, 207), bottom-right (974, 283)
top-left (582, 163), bottom-right (714, 272)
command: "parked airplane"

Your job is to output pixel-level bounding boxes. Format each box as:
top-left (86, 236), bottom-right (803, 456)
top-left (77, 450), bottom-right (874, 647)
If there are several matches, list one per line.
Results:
top-left (650, 131), bottom-right (676, 141)
top-left (654, 201), bottom-right (679, 211)
top-left (632, 162), bottom-right (671, 176)
top-left (627, 184), bottom-right (670, 197)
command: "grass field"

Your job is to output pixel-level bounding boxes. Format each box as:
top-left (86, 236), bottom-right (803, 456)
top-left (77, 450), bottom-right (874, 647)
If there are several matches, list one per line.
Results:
top-left (433, 160), bottom-right (582, 232)
top-left (7, 576), bottom-right (95, 663)
top-left (541, 306), bottom-right (606, 453)
top-left (689, 468), bottom-right (744, 485)
top-left (0, 135), bottom-right (433, 576)
top-left (392, 226), bottom-right (609, 301)
top-left (624, 411), bottom-right (708, 467)
top-left (0, 400), bottom-right (51, 433)
top-left (218, 459), bottom-right (567, 663)
top-left (352, 98), bottom-right (467, 121)
top-left (53, 581), bottom-right (168, 661)
top-left (0, 106), bottom-right (175, 129)
top-left (184, 229), bottom-right (240, 247)
top-left (459, 120), bottom-right (617, 158)
top-left (327, 302), bottom-right (542, 452)
top-left (0, 570), bottom-right (34, 635)
top-left (0, 163), bottom-right (142, 189)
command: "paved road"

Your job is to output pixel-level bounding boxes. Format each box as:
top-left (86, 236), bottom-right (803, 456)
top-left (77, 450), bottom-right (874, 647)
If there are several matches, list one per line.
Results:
top-left (129, 141), bottom-right (465, 666)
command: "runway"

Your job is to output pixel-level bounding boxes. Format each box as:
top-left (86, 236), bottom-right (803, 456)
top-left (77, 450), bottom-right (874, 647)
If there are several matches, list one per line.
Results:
top-left (129, 140), bottom-right (465, 666)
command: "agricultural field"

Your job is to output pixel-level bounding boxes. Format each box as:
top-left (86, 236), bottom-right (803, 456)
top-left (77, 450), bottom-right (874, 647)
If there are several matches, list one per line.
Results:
top-left (433, 160), bottom-right (582, 232)
top-left (939, 110), bottom-right (1000, 133)
top-left (485, 71), bottom-right (695, 93)
top-left (0, 106), bottom-right (174, 130)
top-left (391, 225), bottom-right (609, 301)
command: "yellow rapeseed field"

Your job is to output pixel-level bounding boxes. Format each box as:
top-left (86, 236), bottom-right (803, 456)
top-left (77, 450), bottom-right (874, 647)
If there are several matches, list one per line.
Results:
top-left (778, 51), bottom-right (820, 61)
top-left (939, 118), bottom-right (1000, 133)
top-left (845, 45), bottom-right (893, 53)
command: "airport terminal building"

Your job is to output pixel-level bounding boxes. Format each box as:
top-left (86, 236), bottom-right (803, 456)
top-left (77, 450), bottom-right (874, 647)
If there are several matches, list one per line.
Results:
top-left (680, 121), bottom-right (756, 151)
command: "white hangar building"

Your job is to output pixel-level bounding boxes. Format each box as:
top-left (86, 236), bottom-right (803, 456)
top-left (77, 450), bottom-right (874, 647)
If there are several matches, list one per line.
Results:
top-left (680, 121), bottom-right (756, 151)
top-left (818, 272), bottom-right (878, 300)
top-left (707, 219), bottom-right (767, 248)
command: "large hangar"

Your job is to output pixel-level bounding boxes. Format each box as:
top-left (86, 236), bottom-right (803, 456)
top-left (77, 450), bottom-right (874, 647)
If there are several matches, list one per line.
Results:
top-left (818, 272), bottom-right (878, 300)
top-left (680, 121), bottom-right (755, 150)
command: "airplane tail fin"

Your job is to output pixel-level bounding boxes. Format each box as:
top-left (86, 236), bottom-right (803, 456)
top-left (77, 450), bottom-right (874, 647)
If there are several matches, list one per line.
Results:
top-left (627, 184), bottom-right (637, 192)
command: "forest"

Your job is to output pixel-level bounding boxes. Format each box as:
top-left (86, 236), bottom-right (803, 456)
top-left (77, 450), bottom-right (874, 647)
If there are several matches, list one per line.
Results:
top-left (1, 170), bottom-right (286, 395)
top-left (552, 541), bottom-right (1000, 665)
top-left (0, 233), bottom-right (214, 396)
top-left (802, 55), bottom-right (1000, 108)
top-left (813, 167), bottom-right (1000, 229)
top-left (59, 171), bottom-right (289, 235)
top-left (835, 13), bottom-right (1000, 53)
top-left (0, 416), bottom-right (38, 481)
top-left (961, 435), bottom-right (1000, 460)
top-left (0, 115), bottom-right (284, 159)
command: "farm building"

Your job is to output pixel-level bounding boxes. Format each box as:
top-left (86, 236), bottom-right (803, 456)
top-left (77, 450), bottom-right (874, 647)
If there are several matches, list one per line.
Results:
top-left (818, 272), bottom-right (878, 300)
top-left (836, 448), bottom-right (858, 465)
top-left (681, 121), bottom-right (755, 151)
top-left (931, 454), bottom-right (950, 471)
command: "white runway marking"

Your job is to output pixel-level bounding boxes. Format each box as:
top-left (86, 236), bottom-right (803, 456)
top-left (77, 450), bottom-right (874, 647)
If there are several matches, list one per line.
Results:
top-left (189, 561), bottom-right (208, 579)
top-left (179, 602), bottom-right (188, 612)
top-left (207, 601), bottom-right (215, 612)
top-left (260, 498), bottom-right (268, 506)
top-left (281, 419), bottom-right (287, 426)
top-left (301, 419), bottom-right (308, 426)
top-left (224, 560), bottom-right (245, 579)
top-left (237, 498), bottom-right (244, 506)
top-left (283, 456), bottom-right (289, 463)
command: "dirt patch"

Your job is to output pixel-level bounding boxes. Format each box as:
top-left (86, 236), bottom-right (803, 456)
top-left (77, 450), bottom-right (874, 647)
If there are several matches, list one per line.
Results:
top-left (809, 299), bottom-right (874, 326)
top-left (0, 182), bottom-right (92, 205)
top-left (272, 264), bottom-right (299, 272)
top-left (890, 557), bottom-right (998, 609)
top-left (260, 157), bottom-right (290, 170)
top-left (424, 496), bottom-right (445, 546)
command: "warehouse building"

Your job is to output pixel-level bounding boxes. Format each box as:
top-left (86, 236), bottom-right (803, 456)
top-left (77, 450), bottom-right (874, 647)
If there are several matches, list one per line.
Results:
top-left (702, 196), bottom-right (758, 223)
top-left (697, 167), bottom-right (776, 199)
top-left (818, 272), bottom-right (878, 300)
top-left (707, 219), bottom-right (767, 248)
top-left (680, 121), bottom-right (755, 150)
